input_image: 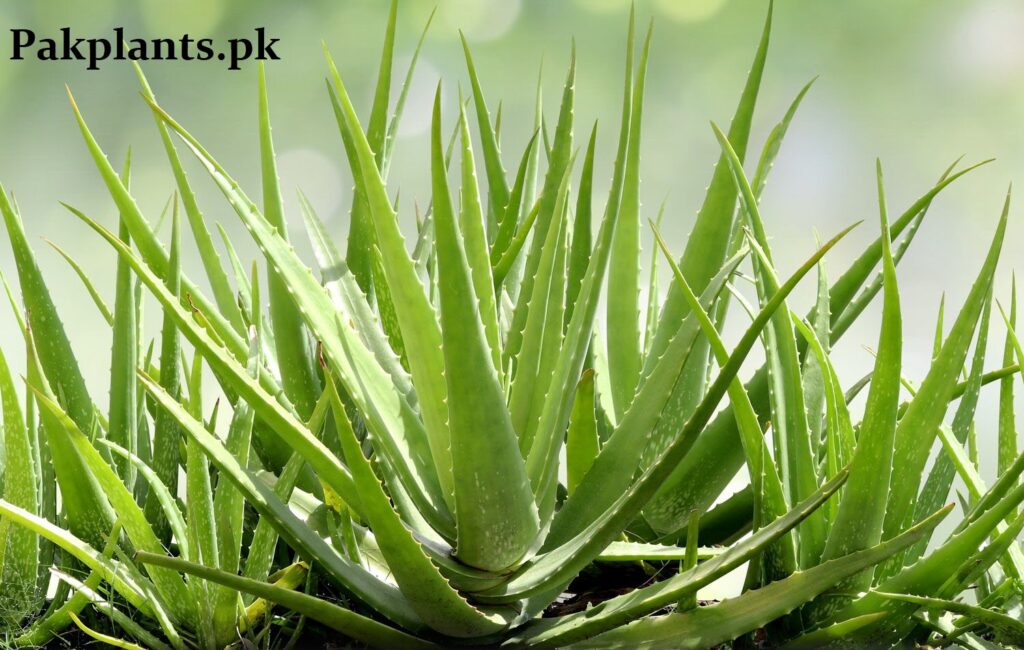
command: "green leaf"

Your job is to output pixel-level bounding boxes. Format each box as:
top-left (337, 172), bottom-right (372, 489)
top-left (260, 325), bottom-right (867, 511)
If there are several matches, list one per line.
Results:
top-left (135, 101), bottom-right (452, 535)
top-left (136, 552), bottom-right (437, 650)
top-left (0, 500), bottom-right (150, 616)
top-left (834, 465), bottom-right (1024, 641)
top-left (566, 369), bottom-right (598, 496)
top-left (506, 470), bottom-right (849, 647)
top-left (0, 187), bottom-right (96, 438)
top-left (138, 373), bottom-right (426, 633)
top-left (816, 161), bottom-right (902, 583)
top-left (547, 249), bottom-right (743, 549)
top-left (145, 202), bottom-right (182, 545)
top-left (507, 49), bottom-right (576, 373)
top-left (327, 377), bottom-right (510, 637)
top-left (999, 276), bottom-right (1018, 478)
top-left (876, 592), bottom-right (1024, 647)
top-left (567, 123), bottom-right (598, 323)
top-left (651, 225), bottom-right (792, 582)
top-left (880, 187), bottom-right (1009, 578)
top-left (459, 32), bottom-right (510, 221)
top-left (44, 239), bottom-right (113, 325)
top-left (575, 506), bottom-right (949, 650)
top-left (429, 91), bottom-right (539, 571)
top-left (712, 122), bottom-right (821, 567)
top-left (457, 100), bottom-right (501, 369)
top-left (643, 158), bottom-right (990, 534)
top-left (108, 152), bottom-right (139, 486)
top-left (258, 63), bottom-right (322, 420)
top-left (133, 65), bottom-right (246, 335)
top-left (29, 388), bottom-right (194, 624)
top-left (0, 344), bottom-right (38, 618)
top-left (324, 52), bottom-right (455, 510)
top-left (509, 158), bottom-right (572, 456)
top-left (606, 23), bottom-right (652, 421)
top-left (486, 227), bottom-right (855, 604)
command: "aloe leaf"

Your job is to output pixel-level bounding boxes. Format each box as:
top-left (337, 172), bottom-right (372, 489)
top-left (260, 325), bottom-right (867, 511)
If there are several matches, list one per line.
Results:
top-left (509, 158), bottom-right (572, 455)
top-left (546, 249), bottom-right (748, 548)
top-left (644, 158), bottom-right (991, 534)
top-left (138, 373), bottom-right (425, 632)
top-left (459, 32), bottom-right (510, 221)
top-left (652, 226), bottom-right (792, 581)
top-left (487, 227), bottom-right (854, 604)
top-left (242, 450), bottom-right (304, 587)
top-left (490, 131), bottom-right (540, 270)
top-left (102, 441), bottom-right (188, 560)
top-left (327, 378), bottom-right (510, 637)
top-left (0, 345), bottom-right (38, 619)
top-left (29, 388), bottom-right (194, 623)
top-left (999, 277), bottom-right (1018, 479)
top-left (44, 239), bottom-right (113, 324)
top-left (68, 208), bottom-right (382, 522)
top-left (342, 0), bottom-right (396, 298)
top-left (135, 104), bottom-right (452, 536)
top-left (296, 191), bottom-right (414, 398)
top-left (930, 423), bottom-right (1024, 580)
top-left (877, 592), bottom-right (1024, 646)
top-left (879, 188), bottom-right (1009, 578)
top-left (381, 7), bottom-right (436, 175)
top-left (258, 63), bottom-right (322, 420)
top-left (643, 201), bottom-right (667, 356)
top-left (506, 49), bottom-right (576, 370)
top-left (21, 322), bottom-right (114, 550)
top-left (133, 65), bottom-right (245, 334)
top-left (0, 500), bottom-right (149, 616)
top-left (324, 51), bottom-right (455, 509)
top-left (137, 552), bottom-right (437, 650)
top-left (53, 570), bottom-right (172, 650)
top-left (506, 470), bottom-right (848, 647)
top-left (575, 507), bottom-right (948, 650)
top-left (606, 23), bottom-right (652, 421)
top-left (908, 289), bottom-right (994, 567)
top-left (567, 124), bottom-right (598, 322)
top-left (108, 152), bottom-right (139, 488)
top-left (751, 78), bottom-right (815, 199)
top-left (566, 369), bottom-right (598, 495)
top-left (713, 122), bottom-right (821, 566)
top-left (210, 331), bottom-right (259, 643)
top-left (641, 0), bottom-right (771, 421)
top-left (456, 100), bottom-right (501, 368)
top-left (596, 541), bottom-right (721, 563)
top-left (835, 466), bottom-right (1024, 640)
top-left (815, 161), bottom-right (902, 592)
top-left (429, 91), bottom-right (539, 571)
top-left (144, 203), bottom-right (183, 544)
top-left (523, 61), bottom-right (635, 515)
top-left (0, 187), bottom-right (96, 438)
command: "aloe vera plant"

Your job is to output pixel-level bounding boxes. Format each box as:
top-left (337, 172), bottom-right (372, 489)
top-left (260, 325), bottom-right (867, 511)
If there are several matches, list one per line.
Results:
top-left (0, 2), bottom-right (1021, 648)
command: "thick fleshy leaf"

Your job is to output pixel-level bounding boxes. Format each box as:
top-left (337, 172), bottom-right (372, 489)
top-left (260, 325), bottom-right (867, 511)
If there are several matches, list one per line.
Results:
top-left (327, 378), bottom-right (510, 637)
top-left (575, 506), bottom-right (948, 650)
top-left (324, 52), bottom-right (455, 509)
top-left (815, 161), bottom-right (902, 594)
top-left (605, 24), bottom-right (652, 421)
top-left (879, 188), bottom-right (1009, 578)
top-left (506, 470), bottom-right (848, 647)
top-left (429, 92), bottom-right (539, 571)
top-left (643, 159), bottom-right (990, 534)
top-left (258, 63), bottom-right (322, 420)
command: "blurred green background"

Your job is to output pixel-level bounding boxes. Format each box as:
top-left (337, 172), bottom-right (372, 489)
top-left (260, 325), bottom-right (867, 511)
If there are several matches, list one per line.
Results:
top-left (0, 0), bottom-right (1020, 557)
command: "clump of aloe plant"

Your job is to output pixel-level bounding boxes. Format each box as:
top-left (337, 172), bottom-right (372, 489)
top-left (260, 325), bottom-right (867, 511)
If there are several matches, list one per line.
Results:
top-left (0, 1), bottom-right (1021, 648)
